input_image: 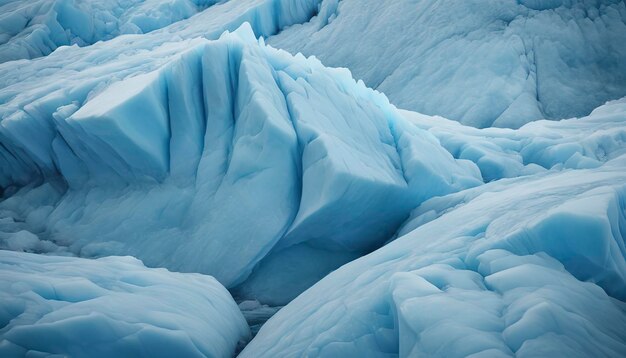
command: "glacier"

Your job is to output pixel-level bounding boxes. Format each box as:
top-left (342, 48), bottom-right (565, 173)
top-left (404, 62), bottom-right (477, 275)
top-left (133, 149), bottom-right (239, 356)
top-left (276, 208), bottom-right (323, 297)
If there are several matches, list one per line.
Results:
top-left (0, 250), bottom-right (249, 357)
top-left (0, 0), bottom-right (321, 189)
top-left (0, 0), bottom-right (625, 356)
top-left (0, 0), bottom-right (224, 63)
top-left (0, 23), bottom-right (480, 306)
top-left (403, 97), bottom-right (626, 183)
top-left (269, 0), bottom-right (626, 128)
top-left (242, 124), bottom-right (626, 357)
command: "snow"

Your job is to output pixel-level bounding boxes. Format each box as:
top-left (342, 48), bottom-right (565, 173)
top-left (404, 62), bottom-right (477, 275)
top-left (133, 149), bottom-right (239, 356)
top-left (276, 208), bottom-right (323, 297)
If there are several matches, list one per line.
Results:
top-left (269, 0), bottom-right (626, 128)
top-left (242, 149), bottom-right (626, 357)
top-left (0, 250), bottom-right (249, 357)
top-left (0, 24), bottom-right (480, 306)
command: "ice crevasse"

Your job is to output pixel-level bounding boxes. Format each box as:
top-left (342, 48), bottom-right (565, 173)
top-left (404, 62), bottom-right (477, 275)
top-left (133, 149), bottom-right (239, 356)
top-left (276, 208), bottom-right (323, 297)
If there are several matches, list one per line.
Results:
top-left (0, 24), bottom-right (481, 306)
top-left (240, 98), bottom-right (626, 356)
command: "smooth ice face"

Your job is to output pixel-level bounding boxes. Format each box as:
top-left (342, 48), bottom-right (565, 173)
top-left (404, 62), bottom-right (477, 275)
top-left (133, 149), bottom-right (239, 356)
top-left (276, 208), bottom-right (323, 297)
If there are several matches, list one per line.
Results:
top-left (242, 150), bottom-right (626, 357)
top-left (269, 0), bottom-right (626, 128)
top-left (0, 250), bottom-right (250, 357)
top-left (0, 24), bottom-right (481, 304)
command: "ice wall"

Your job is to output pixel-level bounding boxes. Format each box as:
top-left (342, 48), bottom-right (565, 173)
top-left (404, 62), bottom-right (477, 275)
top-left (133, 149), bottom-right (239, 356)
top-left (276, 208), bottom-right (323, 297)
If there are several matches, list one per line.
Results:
top-left (0, 0), bottom-right (322, 188)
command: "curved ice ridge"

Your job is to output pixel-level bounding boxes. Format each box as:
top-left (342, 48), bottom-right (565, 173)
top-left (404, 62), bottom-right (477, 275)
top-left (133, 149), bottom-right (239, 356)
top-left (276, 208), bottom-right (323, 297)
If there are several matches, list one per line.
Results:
top-left (0, 0), bottom-right (323, 189)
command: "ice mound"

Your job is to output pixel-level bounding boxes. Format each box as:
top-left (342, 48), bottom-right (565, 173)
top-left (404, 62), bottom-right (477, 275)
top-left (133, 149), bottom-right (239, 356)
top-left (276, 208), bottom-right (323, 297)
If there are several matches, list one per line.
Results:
top-left (269, 0), bottom-right (626, 128)
top-left (242, 153), bottom-right (626, 356)
top-left (0, 24), bottom-right (481, 305)
top-left (0, 250), bottom-right (249, 357)
top-left (0, 0), bottom-right (224, 63)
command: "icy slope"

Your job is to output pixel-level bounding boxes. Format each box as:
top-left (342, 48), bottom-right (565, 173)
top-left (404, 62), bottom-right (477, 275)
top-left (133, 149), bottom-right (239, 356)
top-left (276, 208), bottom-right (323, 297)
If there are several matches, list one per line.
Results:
top-left (269, 0), bottom-right (626, 128)
top-left (0, 24), bottom-right (481, 306)
top-left (0, 0), bottom-right (223, 63)
top-left (0, 250), bottom-right (249, 357)
top-left (242, 151), bottom-right (626, 357)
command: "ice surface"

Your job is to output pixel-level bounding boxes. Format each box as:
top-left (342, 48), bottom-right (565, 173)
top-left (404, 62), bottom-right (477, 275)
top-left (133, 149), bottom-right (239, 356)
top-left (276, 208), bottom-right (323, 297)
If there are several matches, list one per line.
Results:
top-left (0, 0), bottom-right (322, 188)
top-left (243, 150), bottom-right (626, 357)
top-left (269, 0), bottom-right (626, 128)
top-left (2, 0), bottom-right (626, 355)
top-left (0, 250), bottom-right (249, 357)
top-left (403, 97), bottom-right (626, 182)
top-left (0, 23), bottom-right (480, 305)
top-left (0, 0), bottom-right (222, 63)
top-left (238, 300), bottom-right (282, 336)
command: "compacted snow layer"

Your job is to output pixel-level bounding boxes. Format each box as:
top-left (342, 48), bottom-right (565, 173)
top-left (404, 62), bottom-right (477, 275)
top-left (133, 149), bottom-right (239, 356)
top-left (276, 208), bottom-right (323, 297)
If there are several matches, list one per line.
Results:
top-left (0, 0), bottom-right (223, 63)
top-left (0, 25), bottom-right (480, 305)
top-left (0, 250), bottom-right (249, 357)
top-left (269, 0), bottom-right (626, 128)
top-left (242, 153), bottom-right (626, 357)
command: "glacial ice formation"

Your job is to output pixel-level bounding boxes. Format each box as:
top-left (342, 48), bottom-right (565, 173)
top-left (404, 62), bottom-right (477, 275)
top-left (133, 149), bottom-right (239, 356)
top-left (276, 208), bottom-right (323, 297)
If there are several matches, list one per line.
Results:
top-left (1, 0), bottom-right (625, 356)
top-left (403, 97), bottom-right (626, 182)
top-left (269, 0), bottom-right (626, 128)
top-left (0, 250), bottom-right (249, 357)
top-left (0, 0), bottom-right (224, 63)
top-left (243, 141), bottom-right (626, 357)
top-left (0, 24), bottom-right (480, 306)
top-left (0, 0), bottom-right (321, 188)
